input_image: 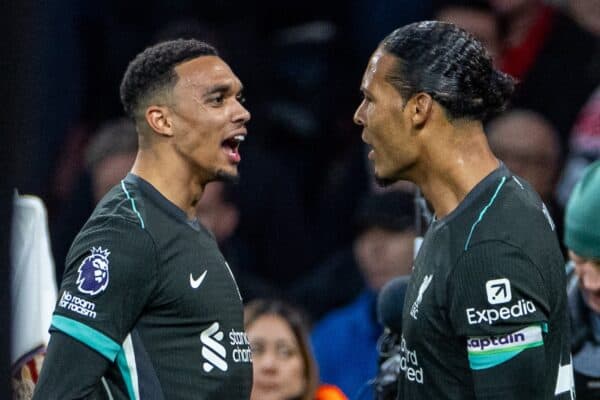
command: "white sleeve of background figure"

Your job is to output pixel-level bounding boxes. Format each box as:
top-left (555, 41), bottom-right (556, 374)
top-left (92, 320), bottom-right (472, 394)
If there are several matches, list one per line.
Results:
top-left (11, 192), bottom-right (58, 387)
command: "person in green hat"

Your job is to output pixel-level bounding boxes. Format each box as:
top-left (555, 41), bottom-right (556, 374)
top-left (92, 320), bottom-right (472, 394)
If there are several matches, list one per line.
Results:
top-left (564, 160), bottom-right (600, 399)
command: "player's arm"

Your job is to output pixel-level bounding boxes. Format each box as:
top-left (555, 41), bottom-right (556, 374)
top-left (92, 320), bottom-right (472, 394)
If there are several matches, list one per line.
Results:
top-left (32, 331), bottom-right (110, 399)
top-left (33, 216), bottom-right (158, 398)
top-left (467, 325), bottom-right (547, 399)
top-left (448, 241), bottom-right (551, 399)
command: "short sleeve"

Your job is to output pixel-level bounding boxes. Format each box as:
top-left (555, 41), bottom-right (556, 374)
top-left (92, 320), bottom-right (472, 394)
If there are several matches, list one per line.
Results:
top-left (448, 241), bottom-right (550, 337)
top-left (50, 216), bottom-right (157, 361)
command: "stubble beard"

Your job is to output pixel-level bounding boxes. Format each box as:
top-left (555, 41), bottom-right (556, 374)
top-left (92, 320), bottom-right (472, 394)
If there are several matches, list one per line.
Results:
top-left (374, 159), bottom-right (416, 188)
top-left (215, 169), bottom-right (240, 184)
top-left (374, 166), bottom-right (400, 187)
top-left (374, 174), bottom-right (398, 188)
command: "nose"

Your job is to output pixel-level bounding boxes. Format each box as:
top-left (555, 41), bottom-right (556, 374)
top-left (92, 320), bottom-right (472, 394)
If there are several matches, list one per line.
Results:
top-left (256, 351), bottom-right (278, 373)
top-left (354, 100), bottom-right (366, 126)
top-left (233, 101), bottom-right (251, 124)
top-left (578, 263), bottom-right (600, 291)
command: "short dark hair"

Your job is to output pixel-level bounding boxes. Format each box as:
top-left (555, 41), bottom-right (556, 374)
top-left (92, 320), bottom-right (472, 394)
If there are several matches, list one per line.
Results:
top-left (381, 21), bottom-right (515, 121)
top-left (119, 39), bottom-right (218, 119)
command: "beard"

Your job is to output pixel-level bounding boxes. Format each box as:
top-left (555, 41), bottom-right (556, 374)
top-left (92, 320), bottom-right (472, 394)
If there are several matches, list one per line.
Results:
top-left (374, 174), bottom-right (397, 188)
top-left (215, 169), bottom-right (240, 184)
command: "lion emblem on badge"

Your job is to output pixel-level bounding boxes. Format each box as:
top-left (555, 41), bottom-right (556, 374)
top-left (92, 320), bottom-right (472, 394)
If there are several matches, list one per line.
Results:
top-left (76, 247), bottom-right (110, 295)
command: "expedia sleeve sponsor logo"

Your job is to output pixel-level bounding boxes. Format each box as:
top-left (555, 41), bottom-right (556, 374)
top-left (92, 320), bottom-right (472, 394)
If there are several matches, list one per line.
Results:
top-left (467, 279), bottom-right (537, 325)
top-left (466, 299), bottom-right (537, 325)
top-left (485, 278), bottom-right (511, 305)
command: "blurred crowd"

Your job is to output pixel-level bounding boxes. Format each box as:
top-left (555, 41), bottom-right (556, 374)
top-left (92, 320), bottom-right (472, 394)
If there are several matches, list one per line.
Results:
top-left (9, 0), bottom-right (599, 399)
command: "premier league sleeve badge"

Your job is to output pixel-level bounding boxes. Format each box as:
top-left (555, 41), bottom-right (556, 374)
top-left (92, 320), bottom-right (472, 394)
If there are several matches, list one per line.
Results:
top-left (76, 247), bottom-right (111, 296)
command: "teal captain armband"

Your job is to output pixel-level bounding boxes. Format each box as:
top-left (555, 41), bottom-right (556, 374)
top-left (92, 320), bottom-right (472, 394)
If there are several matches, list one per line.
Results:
top-left (467, 325), bottom-right (544, 370)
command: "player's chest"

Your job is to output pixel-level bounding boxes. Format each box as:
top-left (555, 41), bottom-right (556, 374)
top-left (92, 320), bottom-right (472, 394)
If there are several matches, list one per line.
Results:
top-left (404, 264), bottom-right (437, 329)
top-left (403, 237), bottom-right (453, 340)
top-left (153, 233), bottom-right (242, 318)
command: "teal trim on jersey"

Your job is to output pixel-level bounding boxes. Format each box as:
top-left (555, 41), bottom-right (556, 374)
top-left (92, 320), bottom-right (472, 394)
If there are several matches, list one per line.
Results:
top-left (542, 322), bottom-right (548, 333)
top-left (464, 176), bottom-right (507, 250)
top-left (51, 315), bottom-right (120, 361)
top-left (120, 180), bottom-right (145, 229)
top-left (468, 340), bottom-right (544, 370)
top-left (116, 348), bottom-right (138, 400)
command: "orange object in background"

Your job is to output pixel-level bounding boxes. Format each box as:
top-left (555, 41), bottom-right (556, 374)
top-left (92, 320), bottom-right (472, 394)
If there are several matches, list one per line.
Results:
top-left (315, 384), bottom-right (349, 400)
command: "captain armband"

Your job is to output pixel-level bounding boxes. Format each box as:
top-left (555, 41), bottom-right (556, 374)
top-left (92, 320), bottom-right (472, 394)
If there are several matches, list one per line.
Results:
top-left (466, 325), bottom-right (544, 370)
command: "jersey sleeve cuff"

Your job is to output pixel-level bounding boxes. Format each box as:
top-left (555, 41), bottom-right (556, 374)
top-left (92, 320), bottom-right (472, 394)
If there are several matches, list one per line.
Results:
top-left (51, 315), bottom-right (121, 362)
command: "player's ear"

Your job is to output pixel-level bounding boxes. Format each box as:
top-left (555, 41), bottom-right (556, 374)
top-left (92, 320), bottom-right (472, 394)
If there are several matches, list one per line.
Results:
top-left (410, 92), bottom-right (433, 127)
top-left (145, 105), bottom-right (174, 138)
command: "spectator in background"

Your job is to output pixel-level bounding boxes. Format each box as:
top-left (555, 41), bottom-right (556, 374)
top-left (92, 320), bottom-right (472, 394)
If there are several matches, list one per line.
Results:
top-left (311, 191), bottom-right (416, 399)
top-left (490, 0), bottom-right (599, 143)
top-left (556, 86), bottom-right (600, 207)
top-left (564, 0), bottom-right (600, 36)
top-left (84, 118), bottom-right (138, 203)
top-left (487, 109), bottom-right (562, 200)
top-left (486, 109), bottom-right (565, 249)
top-left (244, 299), bottom-right (348, 400)
top-left (563, 160), bottom-right (600, 399)
top-left (51, 118), bottom-right (137, 281)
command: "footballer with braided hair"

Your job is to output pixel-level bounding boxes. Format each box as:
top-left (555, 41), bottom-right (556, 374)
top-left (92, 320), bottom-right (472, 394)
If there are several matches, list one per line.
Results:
top-left (356, 21), bottom-right (573, 399)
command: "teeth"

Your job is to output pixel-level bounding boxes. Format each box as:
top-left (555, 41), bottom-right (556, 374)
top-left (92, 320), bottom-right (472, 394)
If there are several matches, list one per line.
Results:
top-left (232, 135), bottom-right (245, 142)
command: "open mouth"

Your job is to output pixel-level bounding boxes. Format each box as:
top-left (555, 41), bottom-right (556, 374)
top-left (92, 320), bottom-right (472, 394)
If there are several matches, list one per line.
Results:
top-left (222, 134), bottom-right (245, 163)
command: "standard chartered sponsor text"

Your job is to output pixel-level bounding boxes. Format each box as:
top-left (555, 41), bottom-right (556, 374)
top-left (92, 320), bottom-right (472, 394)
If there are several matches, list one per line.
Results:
top-left (400, 336), bottom-right (424, 384)
top-left (229, 329), bottom-right (252, 363)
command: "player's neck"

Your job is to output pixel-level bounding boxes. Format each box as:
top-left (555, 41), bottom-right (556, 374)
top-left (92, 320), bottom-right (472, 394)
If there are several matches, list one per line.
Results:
top-left (130, 150), bottom-right (204, 220)
top-left (416, 126), bottom-right (500, 219)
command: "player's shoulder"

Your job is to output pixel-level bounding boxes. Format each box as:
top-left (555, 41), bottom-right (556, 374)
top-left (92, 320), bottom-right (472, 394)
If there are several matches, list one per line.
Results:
top-left (69, 183), bottom-right (156, 265)
top-left (90, 179), bottom-right (148, 227)
top-left (497, 175), bottom-right (547, 216)
top-left (472, 173), bottom-right (538, 219)
top-left (65, 209), bottom-right (158, 288)
top-left (468, 173), bottom-right (556, 244)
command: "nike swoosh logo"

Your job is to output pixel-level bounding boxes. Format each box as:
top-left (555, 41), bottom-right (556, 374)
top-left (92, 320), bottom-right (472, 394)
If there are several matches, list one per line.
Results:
top-left (190, 270), bottom-right (208, 289)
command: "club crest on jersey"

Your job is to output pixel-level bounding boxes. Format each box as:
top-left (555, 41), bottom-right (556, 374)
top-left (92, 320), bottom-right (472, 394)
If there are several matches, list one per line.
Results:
top-left (77, 247), bottom-right (110, 296)
top-left (410, 274), bottom-right (433, 320)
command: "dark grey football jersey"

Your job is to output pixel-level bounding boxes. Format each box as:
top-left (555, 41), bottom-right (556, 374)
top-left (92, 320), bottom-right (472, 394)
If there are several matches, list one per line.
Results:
top-left (50, 174), bottom-right (252, 399)
top-left (398, 165), bottom-right (573, 399)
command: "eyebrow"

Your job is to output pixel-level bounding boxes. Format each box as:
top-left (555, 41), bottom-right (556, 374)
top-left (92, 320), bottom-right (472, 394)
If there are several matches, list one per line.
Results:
top-left (203, 83), bottom-right (244, 97)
